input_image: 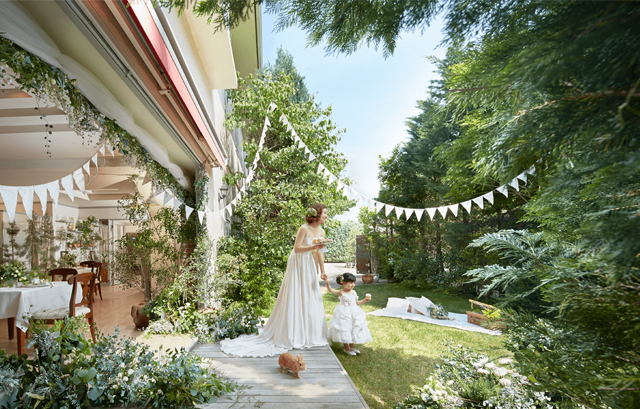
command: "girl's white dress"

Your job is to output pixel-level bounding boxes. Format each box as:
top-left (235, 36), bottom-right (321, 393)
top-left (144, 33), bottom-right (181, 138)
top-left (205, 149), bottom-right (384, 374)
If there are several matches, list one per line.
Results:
top-left (328, 290), bottom-right (373, 344)
top-left (220, 236), bottom-right (329, 357)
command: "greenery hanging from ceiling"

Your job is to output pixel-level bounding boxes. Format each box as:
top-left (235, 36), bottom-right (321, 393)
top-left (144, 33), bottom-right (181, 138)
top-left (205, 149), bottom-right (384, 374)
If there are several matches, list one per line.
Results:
top-left (0, 36), bottom-right (192, 206)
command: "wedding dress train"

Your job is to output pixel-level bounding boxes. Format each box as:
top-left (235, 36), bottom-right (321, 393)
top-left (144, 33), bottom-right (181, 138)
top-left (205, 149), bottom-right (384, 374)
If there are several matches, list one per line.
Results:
top-left (219, 237), bottom-right (329, 357)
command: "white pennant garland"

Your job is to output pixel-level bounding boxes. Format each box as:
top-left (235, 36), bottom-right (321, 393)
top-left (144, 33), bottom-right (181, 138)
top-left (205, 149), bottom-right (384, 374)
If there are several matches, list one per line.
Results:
top-left (0, 186), bottom-right (18, 222)
top-left (472, 196), bottom-right (485, 209)
top-left (61, 174), bottom-right (75, 202)
top-left (461, 200), bottom-right (472, 214)
top-left (17, 186), bottom-right (34, 219)
top-left (34, 183), bottom-right (48, 215)
top-left (510, 178), bottom-right (520, 191)
top-left (427, 208), bottom-right (437, 220)
top-left (73, 168), bottom-right (85, 193)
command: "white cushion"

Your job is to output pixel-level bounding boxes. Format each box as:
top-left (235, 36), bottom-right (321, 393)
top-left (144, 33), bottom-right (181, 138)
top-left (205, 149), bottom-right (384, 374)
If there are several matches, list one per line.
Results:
top-left (32, 306), bottom-right (91, 320)
top-left (385, 297), bottom-right (411, 314)
top-left (406, 296), bottom-right (436, 316)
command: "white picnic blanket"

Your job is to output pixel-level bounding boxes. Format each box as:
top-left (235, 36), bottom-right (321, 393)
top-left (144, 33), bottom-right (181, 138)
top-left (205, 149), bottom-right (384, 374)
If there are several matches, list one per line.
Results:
top-left (367, 297), bottom-right (502, 336)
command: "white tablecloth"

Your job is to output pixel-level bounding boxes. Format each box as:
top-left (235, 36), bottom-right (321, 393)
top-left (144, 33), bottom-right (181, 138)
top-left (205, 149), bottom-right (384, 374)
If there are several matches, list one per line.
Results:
top-left (0, 282), bottom-right (82, 331)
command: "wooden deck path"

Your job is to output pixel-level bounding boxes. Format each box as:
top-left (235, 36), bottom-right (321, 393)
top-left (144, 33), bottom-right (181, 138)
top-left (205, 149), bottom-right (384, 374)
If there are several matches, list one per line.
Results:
top-left (194, 342), bottom-right (370, 409)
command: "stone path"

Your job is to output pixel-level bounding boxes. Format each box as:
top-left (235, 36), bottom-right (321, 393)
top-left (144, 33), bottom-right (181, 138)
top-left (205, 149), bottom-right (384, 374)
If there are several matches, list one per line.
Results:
top-left (194, 342), bottom-right (369, 409)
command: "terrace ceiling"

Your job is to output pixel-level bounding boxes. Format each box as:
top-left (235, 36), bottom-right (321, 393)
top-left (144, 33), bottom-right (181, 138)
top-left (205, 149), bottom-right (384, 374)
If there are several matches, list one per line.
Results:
top-left (0, 86), bottom-right (143, 210)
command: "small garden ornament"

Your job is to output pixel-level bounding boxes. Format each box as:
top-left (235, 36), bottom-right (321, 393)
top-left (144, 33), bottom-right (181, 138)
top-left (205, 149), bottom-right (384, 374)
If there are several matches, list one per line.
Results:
top-left (278, 353), bottom-right (306, 378)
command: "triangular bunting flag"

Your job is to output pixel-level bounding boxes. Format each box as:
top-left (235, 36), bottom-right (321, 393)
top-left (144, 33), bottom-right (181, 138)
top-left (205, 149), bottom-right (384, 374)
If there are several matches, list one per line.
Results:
top-left (279, 113), bottom-right (286, 123)
top-left (268, 102), bottom-right (277, 112)
top-left (34, 183), bottom-right (48, 215)
top-left (61, 174), bottom-right (75, 202)
top-left (405, 208), bottom-right (415, 220)
top-left (483, 191), bottom-right (494, 205)
top-left (525, 165), bottom-right (536, 175)
top-left (73, 168), bottom-right (85, 193)
top-left (427, 208), bottom-right (437, 220)
top-left (264, 116), bottom-right (271, 127)
top-left (47, 181), bottom-right (60, 210)
top-left (510, 178), bottom-right (520, 191)
top-left (415, 208), bottom-right (424, 222)
top-left (472, 196), bottom-right (485, 209)
top-left (0, 185), bottom-right (18, 222)
top-left (448, 204), bottom-right (459, 217)
top-left (308, 152), bottom-right (316, 161)
top-left (91, 153), bottom-right (99, 168)
top-left (185, 205), bottom-right (194, 220)
top-left (99, 145), bottom-right (105, 156)
top-left (318, 163), bottom-right (326, 173)
top-left (106, 142), bottom-right (115, 157)
top-left (496, 185), bottom-right (509, 198)
top-left (83, 161), bottom-right (91, 176)
top-left (163, 192), bottom-right (173, 207)
top-left (173, 199), bottom-right (182, 211)
top-left (461, 200), bottom-right (472, 214)
top-left (437, 206), bottom-right (448, 219)
top-left (18, 186), bottom-right (34, 219)
top-left (197, 210), bottom-right (205, 224)
top-left (152, 190), bottom-right (165, 205)
top-left (516, 172), bottom-right (528, 183)
top-left (384, 204), bottom-right (394, 217)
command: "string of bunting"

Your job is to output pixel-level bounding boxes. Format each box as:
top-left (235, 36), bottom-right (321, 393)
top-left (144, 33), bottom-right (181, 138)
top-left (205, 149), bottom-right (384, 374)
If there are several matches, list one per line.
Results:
top-left (2, 101), bottom-right (535, 224)
top-left (129, 101), bottom-right (538, 223)
top-left (0, 143), bottom-right (117, 222)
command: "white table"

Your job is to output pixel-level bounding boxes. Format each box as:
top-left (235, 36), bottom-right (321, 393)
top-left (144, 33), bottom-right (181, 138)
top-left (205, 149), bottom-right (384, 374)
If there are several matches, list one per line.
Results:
top-left (0, 282), bottom-right (81, 354)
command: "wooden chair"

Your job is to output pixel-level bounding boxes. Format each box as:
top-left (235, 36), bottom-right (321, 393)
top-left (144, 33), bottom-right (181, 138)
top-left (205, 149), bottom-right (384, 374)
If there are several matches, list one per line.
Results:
top-left (48, 268), bottom-right (78, 282)
top-left (79, 261), bottom-right (102, 300)
top-left (31, 272), bottom-right (96, 342)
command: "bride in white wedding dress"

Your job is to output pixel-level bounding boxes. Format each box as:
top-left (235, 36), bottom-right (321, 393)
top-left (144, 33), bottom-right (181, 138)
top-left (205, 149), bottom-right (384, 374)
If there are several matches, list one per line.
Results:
top-left (220, 203), bottom-right (331, 357)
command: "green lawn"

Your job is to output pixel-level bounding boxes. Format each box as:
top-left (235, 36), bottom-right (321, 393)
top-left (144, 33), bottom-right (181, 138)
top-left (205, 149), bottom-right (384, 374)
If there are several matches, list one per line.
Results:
top-left (323, 283), bottom-right (510, 409)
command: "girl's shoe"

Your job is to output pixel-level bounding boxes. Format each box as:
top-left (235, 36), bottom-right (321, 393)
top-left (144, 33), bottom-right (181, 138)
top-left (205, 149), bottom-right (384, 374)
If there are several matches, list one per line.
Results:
top-left (352, 348), bottom-right (361, 355)
top-left (344, 349), bottom-right (357, 356)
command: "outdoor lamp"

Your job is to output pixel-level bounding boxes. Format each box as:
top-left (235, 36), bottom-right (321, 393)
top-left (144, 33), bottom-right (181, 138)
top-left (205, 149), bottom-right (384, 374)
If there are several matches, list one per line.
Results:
top-left (218, 184), bottom-right (229, 201)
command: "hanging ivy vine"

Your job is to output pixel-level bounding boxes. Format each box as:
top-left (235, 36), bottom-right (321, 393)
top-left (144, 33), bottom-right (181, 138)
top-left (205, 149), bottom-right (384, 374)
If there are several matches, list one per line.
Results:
top-left (0, 37), bottom-right (193, 205)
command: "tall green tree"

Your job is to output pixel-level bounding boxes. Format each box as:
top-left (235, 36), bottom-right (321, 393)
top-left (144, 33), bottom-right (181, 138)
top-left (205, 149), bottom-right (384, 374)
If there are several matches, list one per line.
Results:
top-left (264, 47), bottom-right (310, 104)
top-left (218, 70), bottom-right (352, 313)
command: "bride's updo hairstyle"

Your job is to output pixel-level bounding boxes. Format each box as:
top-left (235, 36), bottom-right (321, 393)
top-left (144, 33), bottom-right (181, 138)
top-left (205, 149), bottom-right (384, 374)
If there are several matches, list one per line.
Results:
top-left (336, 273), bottom-right (356, 285)
top-left (305, 203), bottom-right (327, 223)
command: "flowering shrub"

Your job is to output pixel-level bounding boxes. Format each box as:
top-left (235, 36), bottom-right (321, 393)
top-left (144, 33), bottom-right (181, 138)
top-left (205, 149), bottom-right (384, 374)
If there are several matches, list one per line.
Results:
top-left (0, 317), bottom-right (238, 408)
top-left (395, 342), bottom-right (568, 409)
top-left (144, 304), bottom-right (262, 343)
top-left (0, 261), bottom-right (39, 287)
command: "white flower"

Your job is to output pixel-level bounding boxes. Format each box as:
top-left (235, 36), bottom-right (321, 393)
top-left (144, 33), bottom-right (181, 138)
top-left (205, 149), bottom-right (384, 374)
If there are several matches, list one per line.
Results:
top-left (476, 358), bottom-right (489, 365)
top-left (498, 358), bottom-right (513, 365)
top-left (123, 376), bottom-right (128, 382)
top-left (498, 378), bottom-right (512, 387)
top-left (477, 368), bottom-right (490, 375)
top-left (493, 367), bottom-right (509, 377)
top-left (127, 369), bottom-right (134, 375)
top-left (485, 362), bottom-right (496, 369)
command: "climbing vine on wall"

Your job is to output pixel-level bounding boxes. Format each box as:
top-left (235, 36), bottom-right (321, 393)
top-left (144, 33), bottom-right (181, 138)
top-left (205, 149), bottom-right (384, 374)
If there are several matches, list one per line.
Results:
top-left (0, 37), bottom-right (193, 206)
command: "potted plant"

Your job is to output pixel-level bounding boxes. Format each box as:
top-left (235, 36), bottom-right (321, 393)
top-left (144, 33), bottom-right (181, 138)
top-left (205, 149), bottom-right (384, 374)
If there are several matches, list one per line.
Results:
top-left (112, 189), bottom-right (184, 327)
top-left (75, 216), bottom-right (102, 253)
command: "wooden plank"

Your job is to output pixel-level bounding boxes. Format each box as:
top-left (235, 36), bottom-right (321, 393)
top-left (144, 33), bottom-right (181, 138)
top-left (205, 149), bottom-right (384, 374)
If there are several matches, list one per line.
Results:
top-left (194, 343), bottom-right (369, 409)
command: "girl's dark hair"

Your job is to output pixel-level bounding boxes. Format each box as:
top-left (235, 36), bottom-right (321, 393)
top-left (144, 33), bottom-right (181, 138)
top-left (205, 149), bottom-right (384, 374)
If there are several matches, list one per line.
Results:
top-left (305, 203), bottom-right (327, 223)
top-left (336, 273), bottom-right (356, 285)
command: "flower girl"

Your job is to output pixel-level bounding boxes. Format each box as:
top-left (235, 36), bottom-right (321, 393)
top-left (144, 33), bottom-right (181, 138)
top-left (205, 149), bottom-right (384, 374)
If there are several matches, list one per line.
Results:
top-left (323, 273), bottom-right (373, 355)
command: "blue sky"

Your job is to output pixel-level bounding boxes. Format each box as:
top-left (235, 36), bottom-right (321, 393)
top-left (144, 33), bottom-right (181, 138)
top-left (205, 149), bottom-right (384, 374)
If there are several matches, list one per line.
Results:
top-left (261, 12), bottom-right (447, 221)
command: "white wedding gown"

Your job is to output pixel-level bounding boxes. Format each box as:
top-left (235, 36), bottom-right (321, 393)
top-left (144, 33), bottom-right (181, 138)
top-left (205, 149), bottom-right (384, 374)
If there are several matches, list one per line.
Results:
top-left (220, 236), bottom-right (329, 357)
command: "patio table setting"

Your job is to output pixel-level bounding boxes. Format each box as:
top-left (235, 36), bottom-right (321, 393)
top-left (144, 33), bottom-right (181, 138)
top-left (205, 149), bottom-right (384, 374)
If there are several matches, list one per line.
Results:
top-left (0, 279), bottom-right (82, 355)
